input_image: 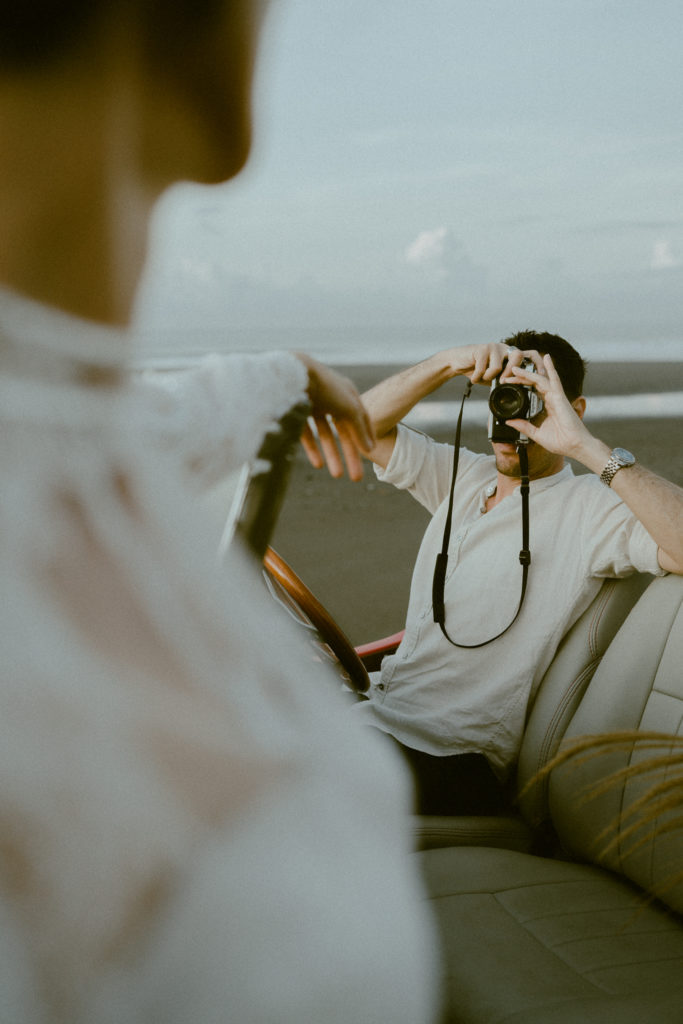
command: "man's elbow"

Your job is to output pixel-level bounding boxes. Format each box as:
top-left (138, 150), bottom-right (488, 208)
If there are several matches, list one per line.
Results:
top-left (658, 547), bottom-right (683, 575)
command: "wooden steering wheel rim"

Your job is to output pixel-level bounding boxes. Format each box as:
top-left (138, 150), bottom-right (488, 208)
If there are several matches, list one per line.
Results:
top-left (264, 547), bottom-right (370, 693)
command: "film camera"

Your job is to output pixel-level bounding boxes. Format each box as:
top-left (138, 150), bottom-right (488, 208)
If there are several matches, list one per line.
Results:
top-left (488, 357), bottom-right (544, 444)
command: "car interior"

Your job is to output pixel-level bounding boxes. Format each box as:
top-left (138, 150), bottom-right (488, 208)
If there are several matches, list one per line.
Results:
top-left (231, 411), bottom-right (683, 1023)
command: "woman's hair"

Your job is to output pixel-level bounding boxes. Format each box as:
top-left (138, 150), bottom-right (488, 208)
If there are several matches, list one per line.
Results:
top-left (0, 0), bottom-right (228, 71)
top-left (0, 0), bottom-right (98, 68)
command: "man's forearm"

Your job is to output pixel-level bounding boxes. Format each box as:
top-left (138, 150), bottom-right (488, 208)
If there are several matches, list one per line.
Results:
top-left (362, 352), bottom-right (460, 439)
top-left (360, 342), bottom-right (518, 467)
top-left (359, 352), bottom-right (462, 468)
top-left (574, 434), bottom-right (683, 574)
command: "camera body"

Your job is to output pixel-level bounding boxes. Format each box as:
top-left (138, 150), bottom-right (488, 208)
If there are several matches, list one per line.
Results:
top-left (488, 358), bottom-right (544, 444)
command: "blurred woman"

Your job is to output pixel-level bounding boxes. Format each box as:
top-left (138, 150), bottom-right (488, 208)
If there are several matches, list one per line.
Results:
top-left (0, 2), bottom-right (440, 1021)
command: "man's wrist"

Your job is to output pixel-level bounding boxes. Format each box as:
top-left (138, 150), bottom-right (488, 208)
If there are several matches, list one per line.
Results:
top-left (599, 447), bottom-right (637, 486)
top-left (572, 436), bottom-right (612, 476)
top-left (406, 351), bottom-right (461, 394)
top-left (443, 346), bottom-right (480, 381)
top-left (430, 349), bottom-right (463, 382)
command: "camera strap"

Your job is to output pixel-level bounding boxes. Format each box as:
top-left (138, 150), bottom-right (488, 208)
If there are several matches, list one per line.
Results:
top-left (432, 384), bottom-right (531, 649)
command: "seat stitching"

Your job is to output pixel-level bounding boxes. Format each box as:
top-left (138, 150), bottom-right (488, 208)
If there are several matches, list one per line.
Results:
top-left (499, 905), bottom-right (667, 928)
top-left (432, 885), bottom-right (680, 999)
top-left (551, 927), bottom-right (683, 950)
top-left (490, 891), bottom-right (623, 994)
top-left (429, 876), bottom-right (596, 901)
top-left (492, 890), bottom-right (683, 986)
top-left (583, 951), bottom-right (683, 982)
top-left (587, 581), bottom-right (612, 658)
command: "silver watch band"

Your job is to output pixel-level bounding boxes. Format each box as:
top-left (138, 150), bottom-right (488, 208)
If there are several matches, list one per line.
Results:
top-left (599, 455), bottom-right (623, 487)
top-left (599, 448), bottom-right (636, 487)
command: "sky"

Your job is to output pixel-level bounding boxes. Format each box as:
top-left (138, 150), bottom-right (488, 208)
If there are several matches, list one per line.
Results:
top-left (135, 0), bottom-right (683, 363)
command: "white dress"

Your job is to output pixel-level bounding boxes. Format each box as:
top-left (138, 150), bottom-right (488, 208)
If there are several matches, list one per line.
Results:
top-left (0, 289), bottom-right (440, 1024)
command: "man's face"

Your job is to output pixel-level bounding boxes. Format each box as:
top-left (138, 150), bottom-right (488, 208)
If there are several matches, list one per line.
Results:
top-left (492, 439), bottom-right (564, 481)
top-left (491, 409), bottom-right (565, 480)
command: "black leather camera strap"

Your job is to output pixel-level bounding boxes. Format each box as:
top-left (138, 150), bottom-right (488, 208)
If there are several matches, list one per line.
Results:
top-left (432, 383), bottom-right (531, 648)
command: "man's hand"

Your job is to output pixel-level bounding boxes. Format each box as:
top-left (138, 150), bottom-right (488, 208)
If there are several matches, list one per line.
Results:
top-left (450, 342), bottom-right (529, 384)
top-left (504, 353), bottom-right (590, 457)
top-left (505, 353), bottom-right (683, 575)
top-left (359, 341), bottom-right (541, 470)
top-left (295, 355), bottom-right (375, 481)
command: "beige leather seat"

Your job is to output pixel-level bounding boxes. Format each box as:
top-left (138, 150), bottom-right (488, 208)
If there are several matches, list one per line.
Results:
top-left (418, 573), bottom-right (683, 1023)
top-left (415, 572), bottom-right (650, 852)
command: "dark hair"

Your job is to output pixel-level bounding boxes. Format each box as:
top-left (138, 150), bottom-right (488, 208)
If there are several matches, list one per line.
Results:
top-left (503, 329), bottom-right (587, 401)
top-left (0, 1), bottom-right (101, 68)
top-left (0, 0), bottom-right (227, 71)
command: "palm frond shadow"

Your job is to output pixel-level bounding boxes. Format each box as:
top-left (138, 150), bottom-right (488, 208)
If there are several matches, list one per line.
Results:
top-left (524, 730), bottom-right (683, 906)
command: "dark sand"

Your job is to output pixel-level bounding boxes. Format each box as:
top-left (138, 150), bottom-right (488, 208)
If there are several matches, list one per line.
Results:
top-left (272, 362), bottom-right (683, 645)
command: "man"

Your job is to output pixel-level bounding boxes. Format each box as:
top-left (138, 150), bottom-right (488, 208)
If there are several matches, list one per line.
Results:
top-left (354, 330), bottom-right (683, 815)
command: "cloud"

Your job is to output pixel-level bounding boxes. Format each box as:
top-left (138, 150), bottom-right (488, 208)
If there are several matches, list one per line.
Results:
top-left (402, 227), bottom-right (487, 299)
top-left (651, 239), bottom-right (680, 270)
top-left (404, 226), bottom-right (449, 267)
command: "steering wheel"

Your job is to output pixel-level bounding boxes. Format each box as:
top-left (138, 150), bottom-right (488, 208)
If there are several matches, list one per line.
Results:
top-left (263, 547), bottom-right (370, 694)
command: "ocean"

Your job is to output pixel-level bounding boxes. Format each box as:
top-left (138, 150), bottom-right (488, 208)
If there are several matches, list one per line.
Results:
top-left (133, 322), bottom-right (683, 423)
top-left (134, 323), bottom-right (683, 369)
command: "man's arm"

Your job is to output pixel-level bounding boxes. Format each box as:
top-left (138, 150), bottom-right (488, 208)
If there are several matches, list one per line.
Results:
top-left (507, 355), bottom-right (683, 575)
top-left (361, 343), bottom-right (526, 468)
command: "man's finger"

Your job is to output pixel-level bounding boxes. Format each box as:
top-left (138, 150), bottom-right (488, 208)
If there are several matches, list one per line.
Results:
top-left (506, 418), bottom-right (538, 440)
top-left (483, 350), bottom-right (506, 381)
top-left (470, 350), bottom-right (489, 382)
top-left (506, 364), bottom-right (552, 396)
top-left (543, 353), bottom-right (562, 384)
top-left (500, 348), bottom-right (524, 379)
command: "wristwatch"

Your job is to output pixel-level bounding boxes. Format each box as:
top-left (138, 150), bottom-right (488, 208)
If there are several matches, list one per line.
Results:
top-left (599, 447), bottom-right (636, 487)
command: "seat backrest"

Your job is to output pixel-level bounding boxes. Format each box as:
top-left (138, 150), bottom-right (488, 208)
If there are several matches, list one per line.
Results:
top-left (549, 573), bottom-right (683, 914)
top-left (517, 572), bottom-right (651, 826)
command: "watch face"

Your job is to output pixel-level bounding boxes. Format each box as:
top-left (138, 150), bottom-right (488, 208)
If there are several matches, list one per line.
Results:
top-left (613, 447), bottom-right (636, 466)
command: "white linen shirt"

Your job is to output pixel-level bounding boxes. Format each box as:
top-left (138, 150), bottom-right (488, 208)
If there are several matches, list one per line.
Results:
top-left (354, 423), bottom-right (664, 776)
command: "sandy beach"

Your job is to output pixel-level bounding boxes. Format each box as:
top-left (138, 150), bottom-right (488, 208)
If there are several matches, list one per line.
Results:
top-left (271, 361), bottom-right (683, 645)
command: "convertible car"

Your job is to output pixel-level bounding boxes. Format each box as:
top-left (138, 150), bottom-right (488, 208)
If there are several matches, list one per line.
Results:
top-left (229, 408), bottom-right (683, 1024)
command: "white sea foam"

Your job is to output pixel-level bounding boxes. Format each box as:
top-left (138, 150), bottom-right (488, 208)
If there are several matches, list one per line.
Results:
top-left (406, 392), bottom-right (683, 430)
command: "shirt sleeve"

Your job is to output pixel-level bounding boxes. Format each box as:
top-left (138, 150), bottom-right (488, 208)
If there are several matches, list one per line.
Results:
top-left (374, 423), bottom-right (486, 514)
top-left (134, 352), bottom-right (309, 487)
top-left (581, 479), bottom-right (666, 578)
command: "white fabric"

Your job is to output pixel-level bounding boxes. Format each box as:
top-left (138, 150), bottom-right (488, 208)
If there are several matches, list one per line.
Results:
top-left (0, 290), bottom-right (440, 1024)
top-left (354, 423), bottom-right (664, 775)
top-left (136, 351), bottom-right (310, 488)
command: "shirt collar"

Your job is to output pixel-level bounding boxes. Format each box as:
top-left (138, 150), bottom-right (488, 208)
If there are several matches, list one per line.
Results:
top-left (528, 461), bottom-right (575, 490)
top-left (478, 460), bottom-right (574, 512)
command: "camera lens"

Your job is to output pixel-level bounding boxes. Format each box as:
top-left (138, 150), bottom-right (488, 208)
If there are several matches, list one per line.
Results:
top-left (489, 383), bottom-right (528, 419)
